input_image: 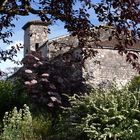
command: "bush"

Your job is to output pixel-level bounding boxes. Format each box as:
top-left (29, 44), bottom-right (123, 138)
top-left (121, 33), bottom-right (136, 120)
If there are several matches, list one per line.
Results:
top-left (56, 87), bottom-right (140, 140)
top-left (128, 76), bottom-right (140, 92)
top-left (0, 104), bottom-right (35, 140)
top-left (0, 80), bottom-right (28, 120)
top-left (32, 114), bottom-right (53, 139)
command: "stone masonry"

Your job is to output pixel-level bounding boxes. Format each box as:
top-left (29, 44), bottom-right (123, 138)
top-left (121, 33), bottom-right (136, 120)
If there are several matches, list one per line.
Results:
top-left (22, 21), bottom-right (140, 88)
top-left (84, 49), bottom-right (139, 87)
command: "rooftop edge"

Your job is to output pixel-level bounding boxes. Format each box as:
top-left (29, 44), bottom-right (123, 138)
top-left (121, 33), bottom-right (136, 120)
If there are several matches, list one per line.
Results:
top-left (22, 20), bottom-right (48, 30)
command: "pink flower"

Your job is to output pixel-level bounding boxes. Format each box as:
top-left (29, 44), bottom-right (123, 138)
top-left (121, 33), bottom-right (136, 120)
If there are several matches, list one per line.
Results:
top-left (47, 102), bottom-right (54, 107)
top-left (31, 79), bottom-right (37, 84)
top-left (25, 69), bottom-right (32, 74)
top-left (50, 96), bottom-right (57, 102)
top-left (42, 73), bottom-right (49, 77)
top-left (24, 81), bottom-right (31, 85)
top-left (34, 56), bottom-right (40, 61)
top-left (37, 61), bottom-right (43, 65)
top-left (33, 64), bottom-right (38, 67)
top-left (41, 78), bottom-right (49, 82)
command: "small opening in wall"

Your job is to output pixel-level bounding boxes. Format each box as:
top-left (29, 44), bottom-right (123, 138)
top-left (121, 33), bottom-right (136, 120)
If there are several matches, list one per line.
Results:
top-left (35, 43), bottom-right (39, 50)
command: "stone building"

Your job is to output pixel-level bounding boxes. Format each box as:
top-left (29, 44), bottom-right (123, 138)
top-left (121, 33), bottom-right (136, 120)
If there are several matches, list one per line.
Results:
top-left (22, 20), bottom-right (140, 88)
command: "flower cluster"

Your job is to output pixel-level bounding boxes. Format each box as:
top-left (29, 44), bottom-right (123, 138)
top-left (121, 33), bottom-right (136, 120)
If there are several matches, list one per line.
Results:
top-left (1, 104), bottom-right (34, 140)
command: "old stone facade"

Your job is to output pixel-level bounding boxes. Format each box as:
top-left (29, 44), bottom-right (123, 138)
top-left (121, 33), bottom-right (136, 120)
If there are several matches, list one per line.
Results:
top-left (22, 21), bottom-right (48, 57)
top-left (84, 49), bottom-right (139, 87)
top-left (22, 21), bottom-right (140, 87)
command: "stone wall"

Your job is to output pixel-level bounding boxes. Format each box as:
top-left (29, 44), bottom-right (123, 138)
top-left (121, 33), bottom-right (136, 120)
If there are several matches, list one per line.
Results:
top-left (29, 24), bottom-right (47, 48)
top-left (23, 24), bottom-right (48, 56)
top-left (46, 46), bottom-right (139, 90)
top-left (83, 49), bottom-right (139, 87)
top-left (41, 36), bottom-right (140, 88)
top-left (22, 21), bottom-right (140, 89)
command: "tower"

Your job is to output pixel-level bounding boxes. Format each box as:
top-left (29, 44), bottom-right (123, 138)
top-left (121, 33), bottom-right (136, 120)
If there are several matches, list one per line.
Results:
top-left (22, 20), bottom-right (48, 56)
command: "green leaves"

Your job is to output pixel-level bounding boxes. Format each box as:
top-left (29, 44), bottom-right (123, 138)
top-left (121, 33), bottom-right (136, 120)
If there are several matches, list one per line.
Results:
top-left (59, 87), bottom-right (140, 140)
top-left (1, 104), bottom-right (34, 140)
top-left (0, 80), bottom-right (28, 121)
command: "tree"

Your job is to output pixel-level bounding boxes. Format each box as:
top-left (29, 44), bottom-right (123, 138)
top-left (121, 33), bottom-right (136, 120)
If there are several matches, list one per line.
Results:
top-left (1, 0), bottom-right (140, 110)
top-left (0, 0), bottom-right (140, 69)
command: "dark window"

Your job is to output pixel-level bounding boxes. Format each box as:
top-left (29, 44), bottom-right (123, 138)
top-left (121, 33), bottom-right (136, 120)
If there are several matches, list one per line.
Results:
top-left (35, 43), bottom-right (39, 50)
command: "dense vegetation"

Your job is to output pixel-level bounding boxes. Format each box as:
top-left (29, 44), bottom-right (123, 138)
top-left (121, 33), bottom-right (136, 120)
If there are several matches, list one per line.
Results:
top-left (55, 87), bottom-right (140, 140)
top-left (0, 0), bottom-right (140, 139)
top-left (0, 77), bottom-right (140, 140)
top-left (0, 81), bottom-right (28, 120)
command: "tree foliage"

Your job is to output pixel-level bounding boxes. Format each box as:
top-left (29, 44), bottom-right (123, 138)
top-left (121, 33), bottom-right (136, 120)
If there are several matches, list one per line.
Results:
top-left (1, 0), bottom-right (139, 110)
top-left (128, 75), bottom-right (140, 92)
top-left (0, 0), bottom-right (140, 70)
top-left (20, 51), bottom-right (85, 113)
top-left (0, 80), bottom-right (28, 120)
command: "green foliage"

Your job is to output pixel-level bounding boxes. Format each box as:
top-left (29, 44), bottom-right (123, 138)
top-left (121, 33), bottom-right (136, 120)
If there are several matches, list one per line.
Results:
top-left (56, 87), bottom-right (140, 140)
top-left (128, 76), bottom-right (140, 92)
top-left (0, 80), bottom-right (28, 120)
top-left (0, 104), bottom-right (35, 140)
top-left (32, 114), bottom-right (53, 139)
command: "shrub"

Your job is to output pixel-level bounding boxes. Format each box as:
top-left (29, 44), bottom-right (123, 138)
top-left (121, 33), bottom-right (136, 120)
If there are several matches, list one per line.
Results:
top-left (128, 76), bottom-right (140, 92)
top-left (32, 114), bottom-right (53, 139)
top-left (0, 80), bottom-right (28, 120)
top-left (0, 104), bottom-right (35, 140)
top-left (56, 87), bottom-right (140, 140)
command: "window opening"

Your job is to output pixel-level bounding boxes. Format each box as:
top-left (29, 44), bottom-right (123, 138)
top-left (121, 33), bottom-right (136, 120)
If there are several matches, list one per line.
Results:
top-left (35, 43), bottom-right (39, 50)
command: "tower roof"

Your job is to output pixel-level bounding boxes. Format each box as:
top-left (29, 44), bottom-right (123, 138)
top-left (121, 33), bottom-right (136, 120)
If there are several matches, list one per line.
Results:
top-left (22, 20), bottom-right (48, 30)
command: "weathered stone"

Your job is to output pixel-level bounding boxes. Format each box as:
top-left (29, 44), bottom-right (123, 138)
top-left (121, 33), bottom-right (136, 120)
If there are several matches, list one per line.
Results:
top-left (22, 21), bottom-right (140, 89)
